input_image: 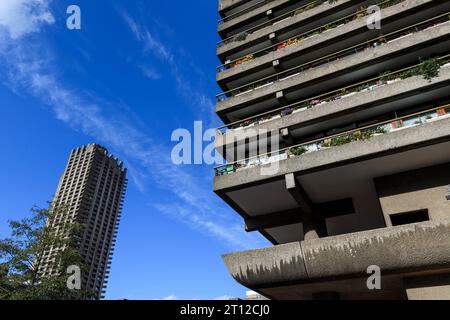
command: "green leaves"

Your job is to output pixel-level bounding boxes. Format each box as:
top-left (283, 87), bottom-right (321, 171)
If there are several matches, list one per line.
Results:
top-left (0, 204), bottom-right (93, 300)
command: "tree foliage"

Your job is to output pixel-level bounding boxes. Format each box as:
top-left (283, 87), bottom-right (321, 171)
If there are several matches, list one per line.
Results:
top-left (0, 204), bottom-right (93, 300)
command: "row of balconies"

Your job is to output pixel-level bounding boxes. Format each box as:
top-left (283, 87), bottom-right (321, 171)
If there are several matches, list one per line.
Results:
top-left (216, 0), bottom-right (449, 88)
top-left (216, 15), bottom-right (450, 123)
top-left (215, 104), bottom-right (450, 176)
top-left (218, 0), bottom-right (383, 62)
top-left (216, 56), bottom-right (450, 137)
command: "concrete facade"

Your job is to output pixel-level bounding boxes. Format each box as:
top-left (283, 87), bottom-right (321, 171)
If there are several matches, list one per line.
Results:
top-left (217, 0), bottom-right (447, 88)
top-left (214, 0), bottom-right (450, 300)
top-left (375, 163), bottom-right (450, 226)
top-left (217, 20), bottom-right (450, 114)
top-left (37, 144), bottom-right (127, 300)
top-left (216, 64), bottom-right (450, 156)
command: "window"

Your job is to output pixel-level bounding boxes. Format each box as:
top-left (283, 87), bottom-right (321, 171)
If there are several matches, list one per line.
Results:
top-left (390, 209), bottom-right (429, 226)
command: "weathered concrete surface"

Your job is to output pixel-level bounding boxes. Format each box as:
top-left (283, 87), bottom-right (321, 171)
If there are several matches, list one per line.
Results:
top-left (222, 219), bottom-right (450, 289)
top-left (214, 116), bottom-right (450, 191)
top-left (217, 0), bottom-right (434, 82)
top-left (302, 220), bottom-right (450, 279)
top-left (216, 65), bottom-right (450, 151)
top-left (222, 242), bottom-right (307, 287)
top-left (218, 0), bottom-right (348, 55)
top-left (375, 162), bottom-right (450, 226)
top-left (216, 20), bottom-right (450, 113)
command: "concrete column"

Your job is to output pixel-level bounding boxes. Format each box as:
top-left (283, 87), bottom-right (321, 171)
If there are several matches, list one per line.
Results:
top-left (285, 173), bottom-right (328, 240)
top-left (303, 216), bottom-right (328, 240)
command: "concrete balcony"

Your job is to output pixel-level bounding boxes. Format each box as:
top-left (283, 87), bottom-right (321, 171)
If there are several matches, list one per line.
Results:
top-left (218, 0), bottom-right (311, 40)
top-left (218, 0), bottom-right (371, 62)
top-left (219, 0), bottom-right (266, 17)
top-left (215, 59), bottom-right (450, 161)
top-left (214, 114), bottom-right (450, 244)
top-left (216, 19), bottom-right (450, 123)
top-left (222, 219), bottom-right (450, 299)
top-left (217, 0), bottom-right (450, 91)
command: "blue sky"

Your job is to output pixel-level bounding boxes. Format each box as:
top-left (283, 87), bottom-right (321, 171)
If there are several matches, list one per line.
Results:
top-left (0, 0), bottom-right (269, 299)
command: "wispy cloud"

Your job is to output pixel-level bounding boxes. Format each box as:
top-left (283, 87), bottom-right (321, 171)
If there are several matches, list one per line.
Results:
top-left (0, 1), bottom-right (266, 250)
top-left (122, 12), bottom-right (218, 128)
top-left (140, 65), bottom-right (161, 80)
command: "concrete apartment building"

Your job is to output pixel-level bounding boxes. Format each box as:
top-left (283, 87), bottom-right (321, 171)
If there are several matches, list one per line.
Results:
top-left (214, 0), bottom-right (450, 299)
top-left (37, 144), bottom-right (127, 299)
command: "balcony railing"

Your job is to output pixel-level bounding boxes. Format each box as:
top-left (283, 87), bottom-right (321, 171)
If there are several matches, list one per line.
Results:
top-left (216, 0), bottom-right (407, 73)
top-left (216, 12), bottom-right (450, 101)
top-left (218, 0), bottom-right (272, 25)
top-left (217, 0), bottom-right (320, 47)
top-left (214, 104), bottom-right (450, 176)
top-left (215, 54), bottom-right (450, 134)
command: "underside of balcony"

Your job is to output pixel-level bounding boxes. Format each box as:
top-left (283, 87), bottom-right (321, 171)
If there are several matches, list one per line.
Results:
top-left (214, 117), bottom-right (450, 244)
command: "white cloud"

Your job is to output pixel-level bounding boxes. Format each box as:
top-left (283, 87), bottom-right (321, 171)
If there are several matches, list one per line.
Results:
top-left (0, 0), bottom-right (54, 39)
top-left (0, 6), bottom-right (267, 251)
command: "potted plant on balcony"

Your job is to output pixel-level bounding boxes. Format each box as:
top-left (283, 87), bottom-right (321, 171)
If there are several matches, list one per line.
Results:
top-left (373, 126), bottom-right (387, 136)
top-left (419, 57), bottom-right (444, 81)
top-left (288, 146), bottom-right (307, 158)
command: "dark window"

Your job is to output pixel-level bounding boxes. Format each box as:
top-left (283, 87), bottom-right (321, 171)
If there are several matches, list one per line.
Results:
top-left (390, 209), bottom-right (429, 226)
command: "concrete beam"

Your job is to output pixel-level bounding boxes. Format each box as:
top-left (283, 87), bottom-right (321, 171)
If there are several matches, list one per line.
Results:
top-left (222, 219), bottom-right (450, 290)
top-left (244, 198), bottom-right (354, 232)
top-left (285, 173), bottom-right (312, 214)
top-left (285, 173), bottom-right (327, 239)
top-left (245, 208), bottom-right (302, 232)
top-left (280, 128), bottom-right (294, 147)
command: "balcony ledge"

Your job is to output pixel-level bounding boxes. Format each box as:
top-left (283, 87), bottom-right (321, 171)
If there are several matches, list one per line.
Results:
top-left (223, 219), bottom-right (450, 289)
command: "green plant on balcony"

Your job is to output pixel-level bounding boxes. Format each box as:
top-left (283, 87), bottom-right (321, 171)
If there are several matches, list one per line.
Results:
top-left (419, 57), bottom-right (444, 81)
top-left (355, 6), bottom-right (369, 19)
top-left (353, 130), bottom-right (373, 141)
top-left (289, 146), bottom-right (307, 156)
top-left (375, 126), bottom-right (387, 134)
top-left (234, 32), bottom-right (249, 42)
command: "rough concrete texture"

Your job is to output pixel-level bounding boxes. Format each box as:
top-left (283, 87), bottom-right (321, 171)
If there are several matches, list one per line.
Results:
top-left (216, 21), bottom-right (450, 112)
top-left (214, 116), bottom-right (450, 191)
top-left (218, 0), bottom-right (348, 55)
top-left (216, 65), bottom-right (450, 149)
top-left (222, 242), bottom-right (307, 287)
top-left (217, 0), bottom-right (432, 81)
top-left (222, 219), bottom-right (450, 288)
